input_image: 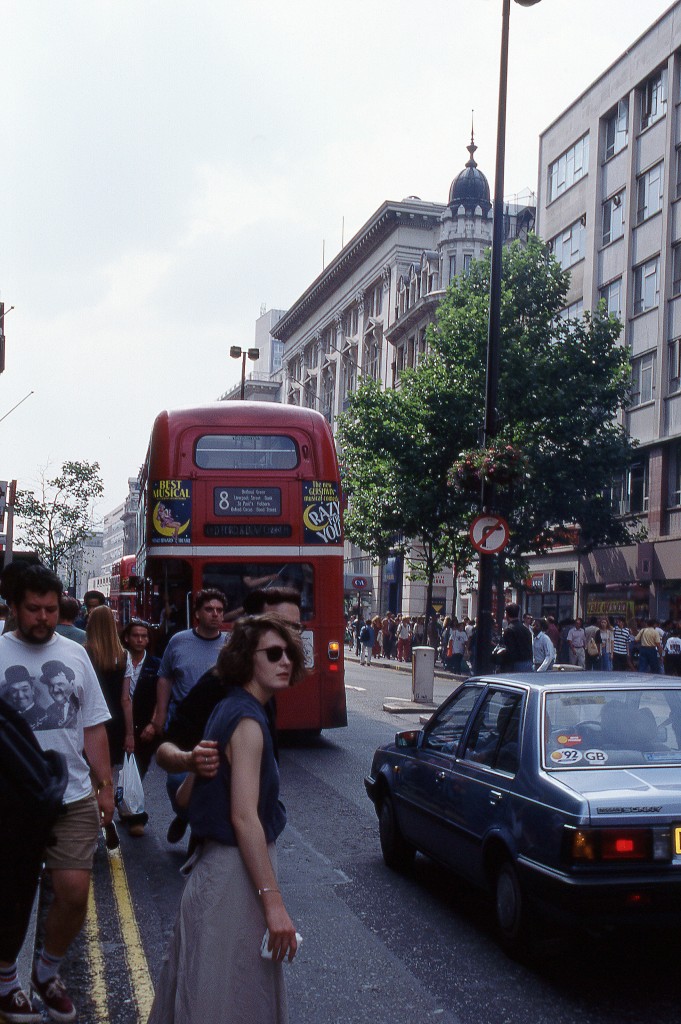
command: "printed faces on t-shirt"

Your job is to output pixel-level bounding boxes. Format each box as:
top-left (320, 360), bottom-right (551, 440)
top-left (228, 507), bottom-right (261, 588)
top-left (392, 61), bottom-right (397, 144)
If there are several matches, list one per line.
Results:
top-left (0, 656), bottom-right (81, 733)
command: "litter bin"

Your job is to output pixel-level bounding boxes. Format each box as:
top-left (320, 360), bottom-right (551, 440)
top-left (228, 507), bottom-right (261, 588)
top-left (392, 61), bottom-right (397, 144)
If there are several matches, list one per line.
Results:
top-left (412, 646), bottom-right (435, 703)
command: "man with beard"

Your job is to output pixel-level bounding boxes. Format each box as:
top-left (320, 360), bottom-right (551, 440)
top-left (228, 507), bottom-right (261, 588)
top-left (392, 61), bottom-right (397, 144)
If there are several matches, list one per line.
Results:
top-left (0, 565), bottom-right (112, 1023)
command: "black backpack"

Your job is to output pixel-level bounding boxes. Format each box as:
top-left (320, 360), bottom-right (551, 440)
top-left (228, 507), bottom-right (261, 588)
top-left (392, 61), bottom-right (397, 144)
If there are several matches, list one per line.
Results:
top-left (0, 696), bottom-right (68, 843)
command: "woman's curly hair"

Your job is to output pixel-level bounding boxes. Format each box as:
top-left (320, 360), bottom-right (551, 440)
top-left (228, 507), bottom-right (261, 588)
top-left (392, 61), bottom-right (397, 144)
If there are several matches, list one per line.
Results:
top-left (215, 614), bottom-right (307, 688)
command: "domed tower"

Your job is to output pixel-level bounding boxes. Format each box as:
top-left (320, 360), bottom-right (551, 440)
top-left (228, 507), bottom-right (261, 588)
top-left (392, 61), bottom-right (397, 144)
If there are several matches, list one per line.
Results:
top-left (448, 131), bottom-right (492, 215)
top-left (439, 125), bottom-right (494, 285)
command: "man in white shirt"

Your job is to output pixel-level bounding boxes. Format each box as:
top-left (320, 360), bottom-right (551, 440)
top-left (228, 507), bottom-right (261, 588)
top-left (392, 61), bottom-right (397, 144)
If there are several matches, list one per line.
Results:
top-left (532, 619), bottom-right (556, 673)
top-left (0, 565), bottom-right (112, 1023)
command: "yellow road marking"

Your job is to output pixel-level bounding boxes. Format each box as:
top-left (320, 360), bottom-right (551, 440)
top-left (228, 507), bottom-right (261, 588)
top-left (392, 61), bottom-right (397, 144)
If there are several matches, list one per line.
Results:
top-left (107, 848), bottom-right (155, 1021)
top-left (84, 883), bottom-right (110, 1023)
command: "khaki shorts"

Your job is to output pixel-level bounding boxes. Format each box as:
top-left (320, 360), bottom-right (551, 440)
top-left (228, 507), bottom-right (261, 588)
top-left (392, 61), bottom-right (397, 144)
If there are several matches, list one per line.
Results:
top-left (44, 791), bottom-right (100, 871)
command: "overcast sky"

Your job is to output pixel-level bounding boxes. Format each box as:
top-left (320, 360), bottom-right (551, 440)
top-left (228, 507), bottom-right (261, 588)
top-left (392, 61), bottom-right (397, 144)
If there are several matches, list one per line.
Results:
top-left (0, 0), bottom-right (675, 518)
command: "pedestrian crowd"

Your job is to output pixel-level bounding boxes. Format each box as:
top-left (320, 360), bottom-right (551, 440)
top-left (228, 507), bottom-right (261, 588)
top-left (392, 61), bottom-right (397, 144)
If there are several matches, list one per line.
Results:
top-left (348, 610), bottom-right (477, 674)
top-left (0, 562), bottom-right (304, 1024)
top-left (347, 605), bottom-right (681, 677)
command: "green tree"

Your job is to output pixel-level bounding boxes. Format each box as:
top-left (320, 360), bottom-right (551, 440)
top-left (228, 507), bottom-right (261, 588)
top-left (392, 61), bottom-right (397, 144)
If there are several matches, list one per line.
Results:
top-left (338, 234), bottom-right (640, 620)
top-left (15, 460), bottom-right (104, 577)
top-left (429, 234), bottom-right (640, 582)
top-left (337, 376), bottom-right (476, 622)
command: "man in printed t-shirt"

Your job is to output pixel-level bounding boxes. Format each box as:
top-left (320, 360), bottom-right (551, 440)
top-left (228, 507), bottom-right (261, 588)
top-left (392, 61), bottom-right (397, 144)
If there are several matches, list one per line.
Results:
top-left (0, 565), bottom-right (112, 1024)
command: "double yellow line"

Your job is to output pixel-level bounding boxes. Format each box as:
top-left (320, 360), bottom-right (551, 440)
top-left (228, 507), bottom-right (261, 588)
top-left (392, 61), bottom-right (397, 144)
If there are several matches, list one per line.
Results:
top-left (84, 845), bottom-right (155, 1023)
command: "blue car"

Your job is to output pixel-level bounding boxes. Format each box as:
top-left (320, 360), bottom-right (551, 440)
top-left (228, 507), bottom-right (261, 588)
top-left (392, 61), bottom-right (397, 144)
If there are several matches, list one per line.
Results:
top-left (365, 673), bottom-right (681, 947)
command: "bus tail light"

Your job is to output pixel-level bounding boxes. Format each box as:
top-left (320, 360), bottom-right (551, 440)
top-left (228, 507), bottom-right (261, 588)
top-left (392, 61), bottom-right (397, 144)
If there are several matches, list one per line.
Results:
top-left (566, 827), bottom-right (658, 864)
top-left (328, 641), bottom-right (340, 661)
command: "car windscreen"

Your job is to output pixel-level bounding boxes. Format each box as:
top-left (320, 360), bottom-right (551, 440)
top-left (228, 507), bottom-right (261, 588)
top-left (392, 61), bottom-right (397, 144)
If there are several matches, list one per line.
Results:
top-left (544, 688), bottom-right (681, 768)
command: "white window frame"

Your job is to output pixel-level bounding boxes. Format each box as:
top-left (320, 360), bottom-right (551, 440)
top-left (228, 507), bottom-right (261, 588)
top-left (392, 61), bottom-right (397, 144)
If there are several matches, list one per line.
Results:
top-left (604, 98), bottom-right (629, 160)
top-left (556, 299), bottom-right (584, 324)
top-left (551, 217), bottom-right (586, 271)
top-left (640, 67), bottom-right (668, 131)
top-left (548, 134), bottom-right (589, 202)
top-left (602, 189), bottom-right (626, 245)
top-left (600, 278), bottom-right (622, 319)
top-left (630, 352), bottom-right (655, 407)
top-left (636, 162), bottom-right (664, 224)
top-left (633, 256), bottom-right (661, 314)
top-left (668, 338), bottom-right (681, 395)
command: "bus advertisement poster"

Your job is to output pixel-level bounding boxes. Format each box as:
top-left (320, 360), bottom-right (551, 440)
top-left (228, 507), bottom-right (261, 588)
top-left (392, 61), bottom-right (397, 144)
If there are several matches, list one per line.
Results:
top-left (302, 480), bottom-right (342, 545)
top-left (151, 479), bottom-right (192, 544)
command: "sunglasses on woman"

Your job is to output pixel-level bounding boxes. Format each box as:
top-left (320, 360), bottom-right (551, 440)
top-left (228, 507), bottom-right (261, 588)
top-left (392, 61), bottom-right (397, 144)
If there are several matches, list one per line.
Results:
top-left (255, 645), bottom-right (294, 663)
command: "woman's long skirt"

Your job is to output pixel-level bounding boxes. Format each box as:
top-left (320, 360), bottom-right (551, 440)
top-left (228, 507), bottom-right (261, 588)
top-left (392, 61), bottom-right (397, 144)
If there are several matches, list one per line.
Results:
top-left (148, 841), bottom-right (288, 1024)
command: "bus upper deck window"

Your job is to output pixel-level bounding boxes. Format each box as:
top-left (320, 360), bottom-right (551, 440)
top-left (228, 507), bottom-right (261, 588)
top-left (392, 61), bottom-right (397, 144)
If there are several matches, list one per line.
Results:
top-left (195, 435), bottom-right (298, 471)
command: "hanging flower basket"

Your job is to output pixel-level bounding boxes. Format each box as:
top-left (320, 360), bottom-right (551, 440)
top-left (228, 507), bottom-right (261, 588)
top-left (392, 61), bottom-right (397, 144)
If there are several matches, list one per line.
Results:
top-left (449, 443), bottom-right (527, 491)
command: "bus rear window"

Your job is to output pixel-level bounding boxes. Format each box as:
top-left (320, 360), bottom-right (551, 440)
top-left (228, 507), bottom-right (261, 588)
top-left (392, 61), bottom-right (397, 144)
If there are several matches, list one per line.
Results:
top-left (202, 562), bottom-right (314, 622)
top-left (195, 435), bottom-right (298, 470)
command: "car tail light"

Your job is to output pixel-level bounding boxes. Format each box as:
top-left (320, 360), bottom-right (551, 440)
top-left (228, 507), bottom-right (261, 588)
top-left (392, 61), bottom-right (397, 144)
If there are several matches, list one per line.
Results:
top-left (328, 641), bottom-right (340, 661)
top-left (567, 827), bottom-right (658, 864)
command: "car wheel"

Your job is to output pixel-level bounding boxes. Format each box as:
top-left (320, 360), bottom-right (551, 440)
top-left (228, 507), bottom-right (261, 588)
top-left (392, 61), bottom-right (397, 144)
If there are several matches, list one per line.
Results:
top-left (378, 796), bottom-right (415, 871)
top-left (494, 860), bottom-right (527, 949)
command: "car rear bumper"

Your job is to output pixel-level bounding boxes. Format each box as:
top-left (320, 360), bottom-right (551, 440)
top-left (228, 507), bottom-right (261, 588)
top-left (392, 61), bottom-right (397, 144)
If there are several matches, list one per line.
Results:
top-left (517, 855), bottom-right (681, 922)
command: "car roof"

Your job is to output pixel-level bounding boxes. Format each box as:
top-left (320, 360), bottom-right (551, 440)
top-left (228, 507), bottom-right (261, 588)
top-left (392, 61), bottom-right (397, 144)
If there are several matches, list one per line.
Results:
top-left (469, 672), bottom-right (673, 693)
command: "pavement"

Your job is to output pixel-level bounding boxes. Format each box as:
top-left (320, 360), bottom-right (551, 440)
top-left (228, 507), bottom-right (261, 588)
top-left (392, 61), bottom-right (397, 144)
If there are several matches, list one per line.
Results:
top-left (344, 645), bottom-right (467, 715)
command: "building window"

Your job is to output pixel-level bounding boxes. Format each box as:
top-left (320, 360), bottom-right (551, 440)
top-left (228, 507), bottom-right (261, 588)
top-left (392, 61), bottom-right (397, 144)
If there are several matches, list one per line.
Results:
top-left (668, 339), bottom-right (681, 394)
top-left (602, 189), bottom-right (625, 245)
top-left (612, 459), bottom-right (649, 515)
top-left (603, 98), bottom-right (629, 160)
top-left (633, 256), bottom-right (660, 314)
top-left (630, 352), bottom-right (655, 406)
top-left (449, 254), bottom-right (456, 282)
top-left (548, 134), bottom-right (589, 202)
top-left (636, 162), bottom-right (664, 224)
top-left (556, 299), bottom-right (584, 323)
top-left (550, 217), bottom-right (586, 270)
top-left (640, 67), bottom-right (667, 131)
top-left (463, 254), bottom-right (472, 276)
top-left (673, 246), bottom-right (681, 298)
top-left (272, 340), bottom-right (284, 373)
top-left (600, 277), bottom-right (622, 319)
top-left (669, 442), bottom-right (681, 506)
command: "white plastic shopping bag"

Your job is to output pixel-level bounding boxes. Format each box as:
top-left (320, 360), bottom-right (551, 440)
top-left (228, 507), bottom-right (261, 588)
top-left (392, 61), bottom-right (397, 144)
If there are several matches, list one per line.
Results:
top-left (118, 753), bottom-right (145, 817)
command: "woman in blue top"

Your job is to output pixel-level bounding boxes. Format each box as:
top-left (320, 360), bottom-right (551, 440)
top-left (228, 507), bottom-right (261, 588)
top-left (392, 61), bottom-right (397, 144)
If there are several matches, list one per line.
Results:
top-left (148, 615), bottom-right (306, 1024)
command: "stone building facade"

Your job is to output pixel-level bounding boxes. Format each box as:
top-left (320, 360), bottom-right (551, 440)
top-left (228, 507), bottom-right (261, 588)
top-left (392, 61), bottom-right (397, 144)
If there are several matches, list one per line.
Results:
top-left (528, 2), bottom-right (681, 626)
top-left (272, 138), bottom-right (535, 618)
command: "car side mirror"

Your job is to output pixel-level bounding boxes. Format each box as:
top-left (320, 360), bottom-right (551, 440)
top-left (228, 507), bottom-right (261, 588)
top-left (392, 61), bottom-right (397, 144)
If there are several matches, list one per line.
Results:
top-left (395, 729), bottom-right (420, 748)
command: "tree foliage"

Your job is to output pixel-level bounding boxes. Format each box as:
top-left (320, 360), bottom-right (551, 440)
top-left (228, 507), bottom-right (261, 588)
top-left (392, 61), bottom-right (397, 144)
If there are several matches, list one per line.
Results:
top-left (427, 234), bottom-right (641, 577)
top-left (338, 234), bottom-right (640, 605)
top-left (15, 460), bottom-right (104, 576)
top-left (337, 375), bottom-right (476, 619)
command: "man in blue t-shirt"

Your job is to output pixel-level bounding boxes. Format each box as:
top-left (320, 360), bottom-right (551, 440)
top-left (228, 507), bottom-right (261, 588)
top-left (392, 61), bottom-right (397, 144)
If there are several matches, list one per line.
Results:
top-left (141, 588), bottom-right (226, 844)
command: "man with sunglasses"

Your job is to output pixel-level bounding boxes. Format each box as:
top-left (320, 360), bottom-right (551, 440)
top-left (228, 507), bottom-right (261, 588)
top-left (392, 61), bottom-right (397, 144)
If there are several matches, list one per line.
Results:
top-left (155, 588), bottom-right (302, 835)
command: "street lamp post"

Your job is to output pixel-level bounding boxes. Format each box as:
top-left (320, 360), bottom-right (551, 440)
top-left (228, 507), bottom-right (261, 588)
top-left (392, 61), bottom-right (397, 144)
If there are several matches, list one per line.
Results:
top-left (476, 0), bottom-right (542, 675)
top-left (230, 346), bottom-right (260, 400)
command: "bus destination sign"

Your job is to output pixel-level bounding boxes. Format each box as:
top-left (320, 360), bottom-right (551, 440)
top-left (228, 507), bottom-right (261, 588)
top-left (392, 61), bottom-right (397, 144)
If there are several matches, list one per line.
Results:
top-left (213, 487), bottom-right (281, 517)
top-left (204, 523), bottom-right (292, 539)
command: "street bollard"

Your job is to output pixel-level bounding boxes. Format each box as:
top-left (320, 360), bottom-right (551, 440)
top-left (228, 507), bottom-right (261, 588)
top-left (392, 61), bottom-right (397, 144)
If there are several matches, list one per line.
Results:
top-left (412, 646), bottom-right (435, 703)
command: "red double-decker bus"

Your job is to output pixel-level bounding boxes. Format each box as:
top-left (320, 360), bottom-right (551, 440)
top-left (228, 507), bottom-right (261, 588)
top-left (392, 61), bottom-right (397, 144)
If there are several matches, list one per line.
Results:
top-left (109, 555), bottom-right (138, 628)
top-left (135, 402), bottom-right (346, 732)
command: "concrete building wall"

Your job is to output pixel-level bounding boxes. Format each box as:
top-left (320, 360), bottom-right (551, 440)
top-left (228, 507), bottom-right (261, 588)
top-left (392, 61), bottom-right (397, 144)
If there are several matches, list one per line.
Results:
top-left (530, 2), bottom-right (681, 626)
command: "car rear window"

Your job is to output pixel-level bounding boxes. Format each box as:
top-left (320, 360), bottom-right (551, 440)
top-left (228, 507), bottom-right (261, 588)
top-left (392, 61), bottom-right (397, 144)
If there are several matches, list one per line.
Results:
top-left (544, 688), bottom-right (681, 768)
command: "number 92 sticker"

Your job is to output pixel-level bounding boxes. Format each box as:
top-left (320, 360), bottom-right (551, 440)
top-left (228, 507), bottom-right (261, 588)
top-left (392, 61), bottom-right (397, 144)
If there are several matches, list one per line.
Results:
top-left (550, 748), bottom-right (609, 765)
top-left (550, 748), bottom-right (582, 764)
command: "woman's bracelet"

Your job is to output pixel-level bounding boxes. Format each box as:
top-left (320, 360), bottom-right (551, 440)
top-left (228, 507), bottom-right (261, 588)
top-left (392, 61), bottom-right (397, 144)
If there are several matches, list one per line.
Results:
top-left (97, 779), bottom-right (113, 792)
top-left (258, 887), bottom-right (280, 897)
